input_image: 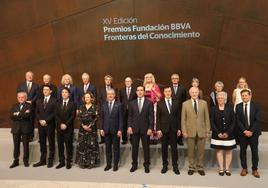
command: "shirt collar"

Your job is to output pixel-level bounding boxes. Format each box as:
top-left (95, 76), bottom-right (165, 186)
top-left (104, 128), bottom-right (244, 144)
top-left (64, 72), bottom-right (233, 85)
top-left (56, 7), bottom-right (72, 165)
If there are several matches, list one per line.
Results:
top-left (63, 98), bottom-right (69, 104)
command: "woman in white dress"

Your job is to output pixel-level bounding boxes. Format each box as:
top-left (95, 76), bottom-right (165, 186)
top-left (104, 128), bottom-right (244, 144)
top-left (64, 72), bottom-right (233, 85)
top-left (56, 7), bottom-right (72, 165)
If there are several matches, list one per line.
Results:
top-left (232, 77), bottom-right (249, 111)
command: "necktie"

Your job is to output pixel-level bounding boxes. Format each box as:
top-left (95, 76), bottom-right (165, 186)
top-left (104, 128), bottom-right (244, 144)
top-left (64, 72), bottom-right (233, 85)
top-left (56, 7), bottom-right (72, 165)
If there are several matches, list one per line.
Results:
top-left (127, 87), bottom-right (130, 99)
top-left (63, 102), bottom-right (67, 110)
top-left (138, 98), bottom-right (142, 113)
top-left (194, 100), bottom-right (197, 114)
top-left (168, 99), bottom-right (172, 114)
top-left (44, 98), bottom-right (48, 109)
top-left (174, 86), bottom-right (177, 94)
top-left (19, 104), bottom-right (23, 110)
top-left (27, 82), bottom-right (31, 93)
top-left (109, 102), bottom-right (112, 114)
top-left (244, 103), bottom-right (250, 129)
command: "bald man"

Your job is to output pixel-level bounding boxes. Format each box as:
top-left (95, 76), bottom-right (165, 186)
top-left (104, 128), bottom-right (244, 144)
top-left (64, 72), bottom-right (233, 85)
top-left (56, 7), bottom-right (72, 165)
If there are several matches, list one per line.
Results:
top-left (181, 87), bottom-right (210, 176)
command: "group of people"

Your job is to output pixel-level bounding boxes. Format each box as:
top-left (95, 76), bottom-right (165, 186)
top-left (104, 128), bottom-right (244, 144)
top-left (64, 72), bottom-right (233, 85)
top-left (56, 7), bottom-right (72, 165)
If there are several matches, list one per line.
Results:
top-left (9, 71), bottom-right (261, 178)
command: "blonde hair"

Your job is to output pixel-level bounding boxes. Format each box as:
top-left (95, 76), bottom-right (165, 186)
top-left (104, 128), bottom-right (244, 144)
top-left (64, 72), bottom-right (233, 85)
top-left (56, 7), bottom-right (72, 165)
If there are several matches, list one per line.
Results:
top-left (61, 74), bottom-right (73, 85)
top-left (143, 73), bottom-right (156, 85)
top-left (236, 77), bottom-right (248, 89)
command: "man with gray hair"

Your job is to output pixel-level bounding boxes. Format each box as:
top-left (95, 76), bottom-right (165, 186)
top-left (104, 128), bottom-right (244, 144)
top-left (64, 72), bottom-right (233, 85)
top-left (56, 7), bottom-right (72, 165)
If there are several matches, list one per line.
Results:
top-left (39, 74), bottom-right (57, 99)
top-left (78, 73), bottom-right (97, 107)
top-left (10, 92), bottom-right (32, 168)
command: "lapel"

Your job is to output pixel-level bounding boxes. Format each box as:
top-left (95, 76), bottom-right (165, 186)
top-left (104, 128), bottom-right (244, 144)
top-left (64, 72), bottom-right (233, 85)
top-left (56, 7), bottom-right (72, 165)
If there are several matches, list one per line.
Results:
top-left (188, 100), bottom-right (197, 116)
top-left (109, 101), bottom-right (117, 116)
top-left (136, 99), bottom-right (146, 115)
top-left (163, 100), bottom-right (171, 114)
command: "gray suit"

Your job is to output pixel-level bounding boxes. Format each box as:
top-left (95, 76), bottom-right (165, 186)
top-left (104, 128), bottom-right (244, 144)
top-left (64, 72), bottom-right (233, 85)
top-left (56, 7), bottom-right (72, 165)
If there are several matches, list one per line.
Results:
top-left (181, 99), bottom-right (210, 170)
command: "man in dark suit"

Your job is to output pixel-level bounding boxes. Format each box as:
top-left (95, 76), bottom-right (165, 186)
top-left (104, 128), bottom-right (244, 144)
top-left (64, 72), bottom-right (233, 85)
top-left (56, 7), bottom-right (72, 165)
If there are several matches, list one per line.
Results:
top-left (119, 77), bottom-right (137, 144)
top-left (156, 86), bottom-right (181, 175)
top-left (17, 71), bottom-right (39, 140)
top-left (38, 74), bottom-right (57, 99)
top-left (9, 92), bottom-right (32, 168)
top-left (98, 75), bottom-right (117, 144)
top-left (100, 89), bottom-right (123, 171)
top-left (78, 73), bottom-right (97, 107)
top-left (33, 85), bottom-right (57, 168)
top-left (55, 87), bottom-right (76, 169)
top-left (170, 74), bottom-right (186, 146)
top-left (128, 86), bottom-right (154, 173)
top-left (236, 89), bottom-right (261, 178)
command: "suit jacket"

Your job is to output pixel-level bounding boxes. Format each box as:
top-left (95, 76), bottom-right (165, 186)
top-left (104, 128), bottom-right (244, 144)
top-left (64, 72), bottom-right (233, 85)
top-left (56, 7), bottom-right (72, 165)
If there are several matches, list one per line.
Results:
top-left (128, 98), bottom-right (154, 134)
top-left (181, 99), bottom-right (211, 138)
top-left (119, 86), bottom-right (137, 114)
top-left (78, 84), bottom-right (97, 107)
top-left (235, 101), bottom-right (261, 136)
top-left (98, 85), bottom-right (118, 107)
top-left (55, 100), bottom-right (76, 133)
top-left (10, 102), bottom-right (32, 134)
top-left (38, 84), bottom-right (57, 99)
top-left (35, 97), bottom-right (57, 126)
top-left (156, 99), bottom-right (181, 133)
top-left (171, 84), bottom-right (186, 105)
top-left (101, 101), bottom-right (123, 134)
top-left (57, 85), bottom-right (78, 104)
top-left (17, 82), bottom-right (39, 104)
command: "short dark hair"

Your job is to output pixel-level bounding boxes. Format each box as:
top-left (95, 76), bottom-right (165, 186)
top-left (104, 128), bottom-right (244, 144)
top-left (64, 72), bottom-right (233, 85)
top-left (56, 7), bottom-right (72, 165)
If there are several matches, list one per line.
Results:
top-left (163, 86), bottom-right (172, 91)
top-left (43, 84), bottom-right (52, 90)
top-left (240, 89), bottom-right (251, 95)
top-left (136, 85), bottom-right (145, 91)
top-left (62, 87), bottom-right (71, 94)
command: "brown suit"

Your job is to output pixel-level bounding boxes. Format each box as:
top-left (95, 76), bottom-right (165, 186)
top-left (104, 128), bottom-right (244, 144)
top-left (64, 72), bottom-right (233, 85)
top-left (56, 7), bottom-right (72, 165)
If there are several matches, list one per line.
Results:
top-left (181, 99), bottom-right (210, 170)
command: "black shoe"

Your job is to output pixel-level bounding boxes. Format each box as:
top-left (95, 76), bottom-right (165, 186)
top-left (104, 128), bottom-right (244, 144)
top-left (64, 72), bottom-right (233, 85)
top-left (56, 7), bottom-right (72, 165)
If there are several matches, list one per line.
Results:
top-left (66, 163), bottom-right (72, 169)
top-left (33, 161), bottom-right (46, 167)
top-left (113, 165), bottom-right (118, 171)
top-left (9, 160), bottom-right (19, 168)
top-left (122, 140), bottom-right (127, 145)
top-left (104, 165), bottom-right (112, 171)
top-left (225, 170), bottom-right (231, 176)
top-left (188, 170), bottom-right (195, 175)
top-left (145, 167), bottom-right (150, 173)
top-left (161, 166), bottom-right (168, 174)
top-left (56, 163), bottom-right (65, 169)
top-left (198, 170), bottom-right (205, 176)
top-left (47, 160), bottom-right (53, 168)
top-left (219, 170), bottom-right (224, 176)
top-left (130, 166), bottom-right (137, 172)
top-left (173, 167), bottom-right (180, 175)
top-left (24, 161), bottom-right (29, 167)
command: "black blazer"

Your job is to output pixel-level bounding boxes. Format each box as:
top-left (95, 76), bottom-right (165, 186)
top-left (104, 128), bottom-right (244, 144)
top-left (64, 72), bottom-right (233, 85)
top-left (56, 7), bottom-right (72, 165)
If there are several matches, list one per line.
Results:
top-left (10, 102), bottom-right (32, 134)
top-left (57, 85), bottom-right (78, 104)
top-left (101, 101), bottom-right (123, 134)
top-left (55, 100), bottom-right (76, 133)
top-left (119, 86), bottom-right (137, 114)
top-left (17, 82), bottom-right (39, 104)
top-left (128, 98), bottom-right (154, 134)
top-left (35, 97), bottom-right (57, 126)
top-left (171, 84), bottom-right (186, 106)
top-left (38, 84), bottom-right (57, 99)
top-left (77, 84), bottom-right (97, 107)
top-left (210, 104), bottom-right (236, 138)
top-left (156, 99), bottom-right (181, 133)
top-left (98, 85), bottom-right (118, 107)
top-left (236, 101), bottom-right (261, 136)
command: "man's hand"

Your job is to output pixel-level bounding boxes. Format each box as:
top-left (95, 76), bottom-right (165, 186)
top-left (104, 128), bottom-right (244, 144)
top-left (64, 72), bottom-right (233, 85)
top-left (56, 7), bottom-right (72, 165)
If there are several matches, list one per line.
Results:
top-left (127, 127), bottom-right (133, 135)
top-left (13, 112), bottom-right (20, 116)
top-left (177, 130), bottom-right (181, 137)
top-left (60, 124), bottom-right (67, 130)
top-left (117, 131), bottom-right (122, 138)
top-left (147, 129), bottom-right (152, 136)
top-left (157, 130), bottom-right (163, 138)
top-left (39, 120), bottom-right (47, 126)
top-left (100, 129), bottom-right (105, 137)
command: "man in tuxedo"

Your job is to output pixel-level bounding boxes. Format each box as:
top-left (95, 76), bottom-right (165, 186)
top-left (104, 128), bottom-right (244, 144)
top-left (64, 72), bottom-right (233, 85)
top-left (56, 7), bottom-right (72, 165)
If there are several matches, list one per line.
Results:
top-left (181, 87), bottom-right (210, 176)
top-left (17, 71), bottom-right (39, 140)
top-left (100, 89), bottom-right (123, 171)
top-left (236, 89), bottom-right (261, 178)
top-left (170, 74), bottom-right (186, 146)
top-left (78, 73), bottom-right (97, 107)
top-left (119, 77), bottom-right (137, 144)
top-left (55, 87), bottom-right (76, 169)
top-left (128, 86), bottom-right (154, 173)
top-left (39, 74), bottom-right (57, 99)
top-left (33, 85), bottom-right (57, 168)
top-left (98, 75), bottom-right (117, 144)
top-left (156, 86), bottom-right (181, 175)
top-left (9, 92), bottom-right (32, 168)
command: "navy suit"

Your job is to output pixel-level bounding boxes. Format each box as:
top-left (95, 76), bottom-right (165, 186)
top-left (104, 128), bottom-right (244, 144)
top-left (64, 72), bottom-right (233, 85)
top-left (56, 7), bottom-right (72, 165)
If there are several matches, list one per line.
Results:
top-left (236, 101), bottom-right (261, 170)
top-left (101, 101), bottom-right (123, 166)
top-left (57, 85), bottom-right (78, 105)
top-left (77, 84), bottom-right (97, 107)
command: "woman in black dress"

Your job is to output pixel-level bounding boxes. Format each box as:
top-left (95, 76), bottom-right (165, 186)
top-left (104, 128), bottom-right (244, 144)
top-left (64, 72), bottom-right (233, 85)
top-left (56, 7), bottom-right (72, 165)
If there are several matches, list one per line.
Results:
top-left (76, 92), bottom-right (100, 168)
top-left (210, 92), bottom-right (236, 176)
